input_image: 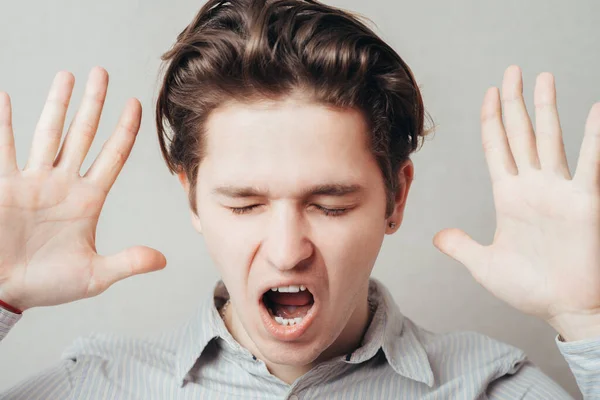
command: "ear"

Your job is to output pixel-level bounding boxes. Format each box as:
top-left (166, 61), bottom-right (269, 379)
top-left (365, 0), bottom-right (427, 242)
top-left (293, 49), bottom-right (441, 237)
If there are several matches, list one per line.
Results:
top-left (177, 170), bottom-right (203, 234)
top-left (386, 159), bottom-right (414, 234)
top-left (177, 170), bottom-right (189, 191)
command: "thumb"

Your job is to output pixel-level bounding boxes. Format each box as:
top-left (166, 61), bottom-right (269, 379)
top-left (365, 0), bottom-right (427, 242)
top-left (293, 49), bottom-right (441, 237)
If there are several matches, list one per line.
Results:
top-left (433, 228), bottom-right (488, 283)
top-left (89, 246), bottom-right (167, 296)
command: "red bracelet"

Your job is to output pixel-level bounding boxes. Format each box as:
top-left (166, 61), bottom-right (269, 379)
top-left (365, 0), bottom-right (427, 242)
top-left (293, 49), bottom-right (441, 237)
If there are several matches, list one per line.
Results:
top-left (0, 299), bottom-right (23, 315)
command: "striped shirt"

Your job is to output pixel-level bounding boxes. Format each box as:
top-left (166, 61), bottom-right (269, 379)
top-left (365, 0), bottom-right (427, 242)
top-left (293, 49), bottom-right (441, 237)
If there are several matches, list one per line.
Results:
top-left (0, 278), bottom-right (597, 399)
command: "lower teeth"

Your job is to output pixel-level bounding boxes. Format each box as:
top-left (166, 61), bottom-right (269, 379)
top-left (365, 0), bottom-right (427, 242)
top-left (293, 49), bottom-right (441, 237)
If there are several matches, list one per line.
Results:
top-left (274, 316), bottom-right (303, 326)
top-left (264, 298), bottom-right (311, 327)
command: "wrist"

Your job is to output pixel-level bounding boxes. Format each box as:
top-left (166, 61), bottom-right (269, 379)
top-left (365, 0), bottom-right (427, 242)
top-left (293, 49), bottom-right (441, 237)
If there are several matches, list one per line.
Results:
top-left (0, 287), bottom-right (29, 313)
top-left (546, 311), bottom-right (600, 342)
top-left (0, 298), bottom-right (23, 314)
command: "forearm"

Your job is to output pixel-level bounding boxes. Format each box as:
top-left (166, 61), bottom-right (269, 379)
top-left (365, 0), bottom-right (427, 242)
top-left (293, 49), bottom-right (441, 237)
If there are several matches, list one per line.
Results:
top-left (0, 306), bottom-right (22, 342)
top-left (0, 306), bottom-right (79, 398)
top-left (555, 333), bottom-right (600, 399)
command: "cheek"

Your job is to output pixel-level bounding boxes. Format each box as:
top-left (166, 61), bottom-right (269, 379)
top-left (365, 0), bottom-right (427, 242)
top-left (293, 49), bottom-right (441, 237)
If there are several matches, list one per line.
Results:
top-left (319, 215), bottom-right (385, 287)
top-left (199, 206), bottom-right (258, 287)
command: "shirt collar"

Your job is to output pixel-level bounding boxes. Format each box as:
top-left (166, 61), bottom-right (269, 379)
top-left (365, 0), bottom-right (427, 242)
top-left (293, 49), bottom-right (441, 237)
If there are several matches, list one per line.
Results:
top-left (174, 282), bottom-right (229, 386)
top-left (343, 278), bottom-right (435, 388)
top-left (174, 278), bottom-right (434, 388)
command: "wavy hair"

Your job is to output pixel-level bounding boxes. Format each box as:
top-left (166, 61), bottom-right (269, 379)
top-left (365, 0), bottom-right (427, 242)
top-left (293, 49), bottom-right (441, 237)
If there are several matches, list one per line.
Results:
top-left (156, 0), bottom-right (434, 217)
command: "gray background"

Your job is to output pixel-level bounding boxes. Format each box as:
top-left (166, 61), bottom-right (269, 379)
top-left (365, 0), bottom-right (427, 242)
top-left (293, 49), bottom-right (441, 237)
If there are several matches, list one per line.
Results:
top-left (0, 0), bottom-right (598, 397)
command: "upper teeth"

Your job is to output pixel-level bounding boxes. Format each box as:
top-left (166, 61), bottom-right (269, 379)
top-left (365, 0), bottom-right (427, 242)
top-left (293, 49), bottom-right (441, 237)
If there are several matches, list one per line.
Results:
top-left (270, 285), bottom-right (306, 293)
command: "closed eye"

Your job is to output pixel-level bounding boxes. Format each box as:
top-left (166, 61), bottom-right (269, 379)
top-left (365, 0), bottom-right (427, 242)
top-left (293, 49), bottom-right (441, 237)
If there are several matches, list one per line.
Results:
top-left (313, 205), bottom-right (348, 217)
top-left (228, 204), bottom-right (349, 217)
top-left (229, 205), bottom-right (260, 215)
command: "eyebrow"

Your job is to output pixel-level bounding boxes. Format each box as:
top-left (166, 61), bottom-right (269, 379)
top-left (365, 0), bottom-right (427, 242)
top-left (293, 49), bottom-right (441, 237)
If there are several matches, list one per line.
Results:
top-left (212, 183), bottom-right (364, 199)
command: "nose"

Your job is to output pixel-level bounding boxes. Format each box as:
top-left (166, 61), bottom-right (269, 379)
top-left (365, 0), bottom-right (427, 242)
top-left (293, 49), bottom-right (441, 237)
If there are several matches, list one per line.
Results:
top-left (263, 205), bottom-right (313, 271)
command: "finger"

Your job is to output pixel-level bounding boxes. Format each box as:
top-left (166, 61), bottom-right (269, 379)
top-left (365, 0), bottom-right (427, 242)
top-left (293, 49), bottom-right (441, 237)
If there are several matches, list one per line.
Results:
top-left (25, 71), bottom-right (75, 170)
top-left (432, 228), bottom-right (489, 285)
top-left (54, 67), bottom-right (109, 173)
top-left (501, 65), bottom-right (540, 172)
top-left (83, 98), bottom-right (141, 193)
top-left (573, 102), bottom-right (600, 190)
top-left (88, 246), bottom-right (167, 297)
top-left (534, 72), bottom-right (571, 179)
top-left (481, 86), bottom-right (518, 182)
top-left (0, 92), bottom-right (18, 174)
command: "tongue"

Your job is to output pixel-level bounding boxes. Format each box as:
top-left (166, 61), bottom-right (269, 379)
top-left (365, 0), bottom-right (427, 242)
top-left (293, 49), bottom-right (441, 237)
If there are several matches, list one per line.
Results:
top-left (268, 291), bottom-right (313, 306)
top-left (265, 291), bottom-right (314, 319)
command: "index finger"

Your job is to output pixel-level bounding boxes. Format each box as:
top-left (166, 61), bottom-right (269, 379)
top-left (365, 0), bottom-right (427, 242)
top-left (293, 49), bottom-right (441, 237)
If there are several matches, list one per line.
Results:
top-left (83, 98), bottom-right (141, 193)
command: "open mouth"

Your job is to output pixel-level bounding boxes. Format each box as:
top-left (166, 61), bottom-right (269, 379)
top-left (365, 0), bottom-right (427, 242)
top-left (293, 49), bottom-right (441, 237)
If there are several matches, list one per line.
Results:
top-left (259, 284), bottom-right (317, 340)
top-left (263, 285), bottom-right (315, 325)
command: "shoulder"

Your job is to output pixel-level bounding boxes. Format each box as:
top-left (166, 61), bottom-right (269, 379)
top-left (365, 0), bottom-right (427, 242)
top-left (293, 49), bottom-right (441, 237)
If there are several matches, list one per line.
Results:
top-left (403, 317), bottom-right (530, 384)
top-left (0, 331), bottom-right (179, 400)
top-left (389, 317), bottom-right (571, 398)
top-left (421, 323), bottom-right (525, 361)
top-left (60, 330), bottom-right (179, 373)
top-left (486, 360), bottom-right (574, 399)
top-left (400, 318), bottom-right (572, 397)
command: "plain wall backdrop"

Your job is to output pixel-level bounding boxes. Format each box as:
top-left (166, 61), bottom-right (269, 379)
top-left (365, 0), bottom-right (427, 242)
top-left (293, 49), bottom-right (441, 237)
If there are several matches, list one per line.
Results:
top-left (0, 0), bottom-right (598, 397)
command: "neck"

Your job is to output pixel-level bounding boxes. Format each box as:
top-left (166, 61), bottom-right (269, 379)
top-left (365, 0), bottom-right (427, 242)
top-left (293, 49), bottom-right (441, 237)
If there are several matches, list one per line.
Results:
top-left (222, 286), bottom-right (373, 384)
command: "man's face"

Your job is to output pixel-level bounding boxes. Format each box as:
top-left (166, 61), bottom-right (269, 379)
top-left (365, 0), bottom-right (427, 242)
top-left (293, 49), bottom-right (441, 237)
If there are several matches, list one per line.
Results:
top-left (182, 96), bottom-right (410, 367)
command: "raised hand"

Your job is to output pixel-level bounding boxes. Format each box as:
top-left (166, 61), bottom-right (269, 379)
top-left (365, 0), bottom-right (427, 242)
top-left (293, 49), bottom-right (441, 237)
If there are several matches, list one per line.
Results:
top-left (433, 65), bottom-right (600, 341)
top-left (0, 67), bottom-right (167, 312)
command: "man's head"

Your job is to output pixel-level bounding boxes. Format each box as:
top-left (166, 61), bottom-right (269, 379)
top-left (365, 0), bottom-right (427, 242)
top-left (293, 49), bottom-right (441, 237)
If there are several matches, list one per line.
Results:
top-left (155, 0), bottom-right (432, 375)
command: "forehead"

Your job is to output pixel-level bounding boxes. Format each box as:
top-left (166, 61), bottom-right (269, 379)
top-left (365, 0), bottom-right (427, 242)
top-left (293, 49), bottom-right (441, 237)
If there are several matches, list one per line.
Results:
top-left (199, 97), bottom-right (378, 193)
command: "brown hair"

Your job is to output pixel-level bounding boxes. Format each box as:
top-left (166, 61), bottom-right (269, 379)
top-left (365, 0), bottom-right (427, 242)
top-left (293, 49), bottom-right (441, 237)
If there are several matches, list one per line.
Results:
top-left (156, 0), bottom-right (434, 218)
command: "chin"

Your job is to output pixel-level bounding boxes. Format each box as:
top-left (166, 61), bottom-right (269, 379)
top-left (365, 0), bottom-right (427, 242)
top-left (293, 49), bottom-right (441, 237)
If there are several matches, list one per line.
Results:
top-left (238, 280), bottom-right (350, 366)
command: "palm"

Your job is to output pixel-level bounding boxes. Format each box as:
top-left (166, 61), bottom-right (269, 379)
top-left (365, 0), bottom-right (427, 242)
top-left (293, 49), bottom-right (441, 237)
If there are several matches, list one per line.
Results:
top-left (433, 65), bottom-right (600, 323)
top-left (482, 173), bottom-right (600, 318)
top-left (0, 171), bottom-right (104, 307)
top-left (0, 67), bottom-right (166, 311)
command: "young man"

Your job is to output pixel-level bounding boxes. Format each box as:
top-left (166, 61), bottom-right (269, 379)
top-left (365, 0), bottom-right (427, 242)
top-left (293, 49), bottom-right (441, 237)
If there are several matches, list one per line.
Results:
top-left (0, 0), bottom-right (598, 398)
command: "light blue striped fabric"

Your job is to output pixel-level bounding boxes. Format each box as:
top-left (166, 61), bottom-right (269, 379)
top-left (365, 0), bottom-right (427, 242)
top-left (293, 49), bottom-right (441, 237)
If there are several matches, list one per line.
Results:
top-left (1, 278), bottom-right (598, 399)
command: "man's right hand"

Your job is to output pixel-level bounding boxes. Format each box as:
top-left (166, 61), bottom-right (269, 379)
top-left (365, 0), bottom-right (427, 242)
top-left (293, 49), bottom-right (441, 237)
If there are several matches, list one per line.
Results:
top-left (0, 67), bottom-right (167, 312)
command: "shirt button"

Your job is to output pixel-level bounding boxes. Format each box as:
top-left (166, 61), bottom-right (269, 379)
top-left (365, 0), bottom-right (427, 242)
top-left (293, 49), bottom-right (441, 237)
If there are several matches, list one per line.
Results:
top-left (289, 396), bottom-right (299, 400)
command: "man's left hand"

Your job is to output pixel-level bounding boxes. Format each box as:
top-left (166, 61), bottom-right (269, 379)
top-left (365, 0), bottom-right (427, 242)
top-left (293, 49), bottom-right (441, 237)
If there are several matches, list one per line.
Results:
top-left (433, 65), bottom-right (600, 342)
